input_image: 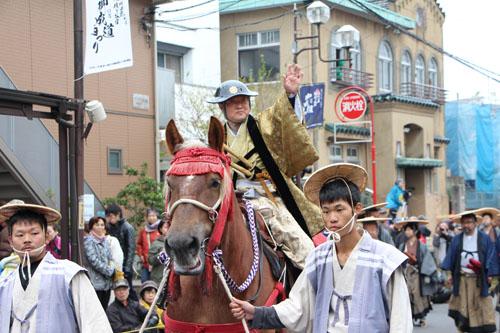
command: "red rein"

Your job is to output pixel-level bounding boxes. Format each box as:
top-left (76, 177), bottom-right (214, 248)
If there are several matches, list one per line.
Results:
top-left (166, 147), bottom-right (234, 297)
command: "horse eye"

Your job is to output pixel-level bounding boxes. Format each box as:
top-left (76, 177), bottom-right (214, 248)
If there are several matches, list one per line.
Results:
top-left (210, 179), bottom-right (221, 189)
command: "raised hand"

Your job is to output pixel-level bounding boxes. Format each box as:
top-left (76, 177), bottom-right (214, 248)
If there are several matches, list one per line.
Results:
top-left (283, 63), bottom-right (303, 95)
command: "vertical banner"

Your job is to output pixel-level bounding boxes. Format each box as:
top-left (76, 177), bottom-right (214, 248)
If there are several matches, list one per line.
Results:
top-left (84, 0), bottom-right (133, 75)
top-left (299, 83), bottom-right (325, 129)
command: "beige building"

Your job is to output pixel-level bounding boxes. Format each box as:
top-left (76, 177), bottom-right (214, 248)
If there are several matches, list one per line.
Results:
top-left (220, 0), bottom-right (448, 228)
top-left (0, 0), bottom-right (159, 206)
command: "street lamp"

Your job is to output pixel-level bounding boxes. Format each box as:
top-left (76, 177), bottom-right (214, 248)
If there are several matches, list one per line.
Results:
top-left (293, 1), bottom-right (360, 64)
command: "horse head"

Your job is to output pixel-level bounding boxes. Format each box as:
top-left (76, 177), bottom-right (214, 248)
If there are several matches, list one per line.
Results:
top-left (164, 117), bottom-right (229, 276)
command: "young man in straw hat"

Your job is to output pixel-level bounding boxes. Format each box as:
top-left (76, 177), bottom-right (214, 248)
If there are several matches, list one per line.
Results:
top-left (476, 207), bottom-right (500, 242)
top-left (230, 163), bottom-right (412, 332)
top-left (441, 210), bottom-right (499, 333)
top-left (395, 217), bottom-right (437, 327)
top-left (0, 199), bottom-right (113, 332)
top-left (357, 216), bottom-right (394, 246)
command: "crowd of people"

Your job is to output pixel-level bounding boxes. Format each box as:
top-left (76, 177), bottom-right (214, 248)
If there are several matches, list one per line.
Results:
top-left (0, 200), bottom-right (166, 333)
top-left (0, 68), bottom-right (499, 333)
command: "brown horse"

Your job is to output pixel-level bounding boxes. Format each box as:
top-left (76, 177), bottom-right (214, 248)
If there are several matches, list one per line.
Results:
top-left (163, 117), bottom-right (278, 332)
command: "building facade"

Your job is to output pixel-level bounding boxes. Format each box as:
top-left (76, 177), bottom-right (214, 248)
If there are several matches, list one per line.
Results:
top-left (220, 0), bottom-right (448, 228)
top-left (0, 0), bottom-right (158, 206)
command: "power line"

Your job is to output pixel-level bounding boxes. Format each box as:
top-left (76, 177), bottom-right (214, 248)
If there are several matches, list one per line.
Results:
top-left (157, 0), bottom-right (216, 14)
top-left (346, 0), bottom-right (500, 84)
top-left (157, 0), bottom-right (244, 23)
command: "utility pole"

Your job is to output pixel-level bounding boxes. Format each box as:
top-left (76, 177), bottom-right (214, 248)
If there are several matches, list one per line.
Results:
top-left (73, 0), bottom-right (84, 263)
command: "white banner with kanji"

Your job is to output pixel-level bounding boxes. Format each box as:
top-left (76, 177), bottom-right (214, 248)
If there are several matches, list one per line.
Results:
top-left (84, 0), bottom-right (133, 75)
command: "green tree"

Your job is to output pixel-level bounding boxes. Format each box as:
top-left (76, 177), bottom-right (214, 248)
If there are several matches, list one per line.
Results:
top-left (103, 163), bottom-right (164, 229)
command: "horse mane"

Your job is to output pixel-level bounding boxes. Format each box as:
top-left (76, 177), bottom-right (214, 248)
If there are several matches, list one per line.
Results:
top-left (166, 139), bottom-right (232, 201)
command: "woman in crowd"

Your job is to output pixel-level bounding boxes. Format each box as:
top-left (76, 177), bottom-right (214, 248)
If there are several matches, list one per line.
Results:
top-left (46, 223), bottom-right (62, 259)
top-left (397, 217), bottom-right (437, 327)
top-left (84, 216), bottom-right (116, 310)
top-left (139, 280), bottom-right (165, 331)
top-left (148, 219), bottom-right (168, 285)
top-left (137, 208), bottom-right (161, 282)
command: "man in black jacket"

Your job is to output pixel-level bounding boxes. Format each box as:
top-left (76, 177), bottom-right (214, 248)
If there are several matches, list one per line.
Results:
top-left (106, 203), bottom-right (137, 300)
top-left (106, 279), bottom-right (158, 333)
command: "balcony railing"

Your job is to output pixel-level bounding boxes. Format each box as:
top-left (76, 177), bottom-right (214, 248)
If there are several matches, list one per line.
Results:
top-left (400, 82), bottom-right (446, 105)
top-left (330, 67), bottom-right (374, 90)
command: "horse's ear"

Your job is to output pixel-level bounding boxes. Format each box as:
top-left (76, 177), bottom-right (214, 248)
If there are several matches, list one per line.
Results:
top-left (208, 117), bottom-right (225, 152)
top-left (166, 119), bottom-right (184, 154)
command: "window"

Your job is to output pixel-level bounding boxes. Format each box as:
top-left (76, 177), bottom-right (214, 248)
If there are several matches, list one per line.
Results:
top-left (429, 58), bottom-right (438, 87)
top-left (434, 146), bottom-right (440, 159)
top-left (157, 52), bottom-right (183, 83)
top-left (378, 41), bottom-right (393, 92)
top-left (329, 144), bottom-right (343, 161)
top-left (350, 41), bottom-right (362, 71)
top-left (238, 30), bottom-right (280, 81)
top-left (346, 146), bottom-right (359, 162)
top-left (415, 55), bottom-right (425, 85)
top-left (396, 141), bottom-right (402, 157)
top-left (108, 148), bottom-right (123, 174)
top-left (425, 144), bottom-right (431, 158)
top-left (400, 51), bottom-right (412, 85)
top-left (432, 170), bottom-right (439, 193)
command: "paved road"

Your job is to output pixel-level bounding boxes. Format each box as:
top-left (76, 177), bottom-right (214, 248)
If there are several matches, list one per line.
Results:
top-left (414, 302), bottom-right (500, 333)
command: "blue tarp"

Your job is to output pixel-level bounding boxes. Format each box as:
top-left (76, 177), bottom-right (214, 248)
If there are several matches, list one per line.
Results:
top-left (446, 101), bottom-right (500, 199)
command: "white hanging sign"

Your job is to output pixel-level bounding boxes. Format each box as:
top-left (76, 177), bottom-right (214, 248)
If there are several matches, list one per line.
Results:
top-left (84, 0), bottom-right (133, 75)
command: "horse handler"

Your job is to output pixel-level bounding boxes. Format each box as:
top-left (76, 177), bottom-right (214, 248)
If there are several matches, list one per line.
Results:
top-left (230, 163), bottom-right (412, 332)
top-left (207, 64), bottom-right (321, 269)
top-left (0, 199), bottom-right (113, 332)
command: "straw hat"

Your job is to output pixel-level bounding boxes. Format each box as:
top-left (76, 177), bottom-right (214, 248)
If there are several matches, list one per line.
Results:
top-left (394, 216), bottom-right (429, 227)
top-left (303, 163), bottom-right (368, 206)
top-left (0, 199), bottom-right (61, 224)
top-left (474, 207), bottom-right (500, 219)
top-left (362, 202), bottom-right (388, 213)
top-left (357, 217), bottom-right (391, 224)
top-left (448, 209), bottom-right (481, 223)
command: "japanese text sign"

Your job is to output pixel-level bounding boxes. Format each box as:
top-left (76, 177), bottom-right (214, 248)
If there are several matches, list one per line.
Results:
top-left (84, 0), bottom-right (133, 75)
top-left (299, 83), bottom-right (325, 129)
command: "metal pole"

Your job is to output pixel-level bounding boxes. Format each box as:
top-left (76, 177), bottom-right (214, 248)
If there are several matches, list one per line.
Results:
top-left (73, 0), bottom-right (84, 263)
top-left (69, 127), bottom-right (79, 262)
top-left (368, 94), bottom-right (377, 203)
top-left (58, 123), bottom-right (70, 260)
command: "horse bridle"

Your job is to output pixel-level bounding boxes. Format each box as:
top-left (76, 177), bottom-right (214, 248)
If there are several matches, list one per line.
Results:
top-left (165, 182), bottom-right (225, 224)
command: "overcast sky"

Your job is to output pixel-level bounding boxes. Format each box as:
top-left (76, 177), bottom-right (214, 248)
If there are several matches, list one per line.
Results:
top-left (438, 0), bottom-right (500, 102)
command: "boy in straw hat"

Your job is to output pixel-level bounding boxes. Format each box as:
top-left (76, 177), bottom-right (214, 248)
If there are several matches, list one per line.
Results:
top-left (395, 217), bottom-right (437, 327)
top-left (358, 202), bottom-right (394, 246)
top-left (0, 199), bottom-right (112, 332)
top-left (441, 209), bottom-right (499, 333)
top-left (230, 163), bottom-right (412, 332)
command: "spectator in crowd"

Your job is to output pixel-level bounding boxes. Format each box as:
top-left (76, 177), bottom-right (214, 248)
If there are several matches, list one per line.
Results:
top-left (148, 219), bottom-right (169, 285)
top-left (106, 278), bottom-right (158, 333)
top-left (0, 199), bottom-right (112, 332)
top-left (360, 202), bottom-right (394, 246)
top-left (139, 280), bottom-right (164, 331)
top-left (0, 214), bottom-right (11, 261)
top-left (386, 179), bottom-right (406, 222)
top-left (432, 221), bottom-right (453, 267)
top-left (46, 224), bottom-right (62, 259)
top-left (397, 218), bottom-right (437, 327)
top-left (106, 226), bottom-right (124, 272)
top-left (106, 203), bottom-right (137, 300)
top-left (477, 208), bottom-right (500, 242)
top-left (137, 208), bottom-right (161, 283)
top-left (84, 216), bottom-right (116, 310)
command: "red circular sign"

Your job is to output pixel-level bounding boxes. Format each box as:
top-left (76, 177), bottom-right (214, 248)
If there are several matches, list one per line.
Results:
top-left (335, 91), bottom-right (367, 122)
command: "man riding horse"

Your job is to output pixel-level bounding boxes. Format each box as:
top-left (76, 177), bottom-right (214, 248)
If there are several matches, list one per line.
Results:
top-left (207, 64), bottom-right (322, 269)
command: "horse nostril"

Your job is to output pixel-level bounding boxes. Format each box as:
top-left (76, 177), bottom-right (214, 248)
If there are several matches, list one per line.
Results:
top-left (165, 235), bottom-right (200, 255)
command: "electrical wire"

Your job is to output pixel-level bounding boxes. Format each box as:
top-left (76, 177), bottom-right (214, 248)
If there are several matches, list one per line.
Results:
top-left (346, 0), bottom-right (500, 84)
top-left (157, 0), bottom-right (244, 23)
top-left (157, 0), bottom-right (215, 14)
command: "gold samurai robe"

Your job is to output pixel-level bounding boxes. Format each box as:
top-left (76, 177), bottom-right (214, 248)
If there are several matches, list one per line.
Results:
top-left (225, 92), bottom-right (323, 269)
